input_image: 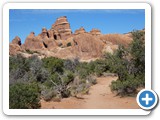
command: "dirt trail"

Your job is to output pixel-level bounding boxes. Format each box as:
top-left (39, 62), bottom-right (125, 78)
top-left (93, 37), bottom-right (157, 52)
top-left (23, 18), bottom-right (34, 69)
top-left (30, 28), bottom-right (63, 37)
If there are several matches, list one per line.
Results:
top-left (41, 76), bottom-right (140, 109)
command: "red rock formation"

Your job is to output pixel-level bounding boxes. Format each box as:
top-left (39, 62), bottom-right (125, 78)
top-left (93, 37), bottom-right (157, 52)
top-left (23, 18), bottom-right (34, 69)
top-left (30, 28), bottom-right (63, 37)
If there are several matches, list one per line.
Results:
top-left (72, 33), bottom-right (105, 58)
top-left (74, 27), bottom-right (86, 35)
top-left (43, 39), bottom-right (58, 50)
top-left (51, 16), bottom-right (72, 40)
top-left (23, 32), bottom-right (45, 50)
top-left (9, 16), bottom-right (135, 60)
top-left (9, 36), bottom-right (22, 55)
top-left (39, 27), bottom-right (49, 39)
top-left (11, 36), bottom-right (21, 45)
top-left (100, 34), bottom-right (132, 47)
top-left (90, 29), bottom-right (101, 36)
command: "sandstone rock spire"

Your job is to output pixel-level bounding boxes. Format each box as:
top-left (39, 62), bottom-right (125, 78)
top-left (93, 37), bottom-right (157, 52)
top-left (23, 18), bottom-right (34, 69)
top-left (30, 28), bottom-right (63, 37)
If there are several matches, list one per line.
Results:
top-left (51, 16), bottom-right (72, 40)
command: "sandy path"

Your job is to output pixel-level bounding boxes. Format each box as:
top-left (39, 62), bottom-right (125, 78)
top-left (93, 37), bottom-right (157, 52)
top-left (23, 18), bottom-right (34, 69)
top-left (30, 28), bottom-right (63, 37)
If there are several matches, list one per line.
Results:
top-left (41, 76), bottom-right (140, 109)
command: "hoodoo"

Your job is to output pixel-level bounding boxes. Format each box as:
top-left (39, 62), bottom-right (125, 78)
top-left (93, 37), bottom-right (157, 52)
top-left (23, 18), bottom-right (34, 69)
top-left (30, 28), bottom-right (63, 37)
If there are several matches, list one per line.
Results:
top-left (51, 16), bottom-right (72, 40)
top-left (9, 16), bottom-right (133, 60)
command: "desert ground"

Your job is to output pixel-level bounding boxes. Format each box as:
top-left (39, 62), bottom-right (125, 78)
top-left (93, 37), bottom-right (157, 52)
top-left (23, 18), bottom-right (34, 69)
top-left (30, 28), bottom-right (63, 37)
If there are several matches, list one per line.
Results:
top-left (41, 76), bottom-right (140, 109)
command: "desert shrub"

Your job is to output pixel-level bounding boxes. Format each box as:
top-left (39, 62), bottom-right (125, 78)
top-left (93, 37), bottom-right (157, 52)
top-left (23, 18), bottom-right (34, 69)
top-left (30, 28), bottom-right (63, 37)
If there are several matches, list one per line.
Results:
top-left (28, 56), bottom-right (43, 73)
top-left (76, 62), bottom-right (89, 79)
top-left (63, 58), bottom-right (79, 72)
top-left (9, 56), bottom-right (49, 84)
top-left (69, 75), bottom-right (96, 96)
top-left (110, 74), bottom-right (145, 96)
top-left (86, 75), bottom-right (97, 85)
top-left (9, 83), bottom-right (40, 109)
top-left (9, 55), bottom-right (31, 84)
top-left (41, 87), bottom-right (57, 101)
top-left (109, 30), bottom-right (145, 96)
top-left (104, 53), bottom-right (128, 81)
top-left (29, 56), bottom-right (49, 83)
top-left (42, 57), bottom-right (64, 74)
top-left (42, 70), bottom-right (75, 99)
top-left (9, 54), bottom-right (30, 72)
top-left (52, 71), bottom-right (74, 98)
top-left (76, 61), bottom-right (97, 79)
top-left (129, 30), bottom-right (145, 76)
top-left (35, 68), bottom-right (49, 83)
top-left (93, 59), bottom-right (110, 77)
top-left (62, 71), bottom-right (75, 84)
top-left (9, 68), bottom-right (26, 84)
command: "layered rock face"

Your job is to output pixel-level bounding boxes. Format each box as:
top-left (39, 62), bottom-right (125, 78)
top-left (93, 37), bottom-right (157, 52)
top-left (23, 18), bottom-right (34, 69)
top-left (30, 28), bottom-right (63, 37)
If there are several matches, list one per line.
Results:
top-left (9, 16), bottom-right (133, 60)
top-left (51, 16), bottom-right (72, 40)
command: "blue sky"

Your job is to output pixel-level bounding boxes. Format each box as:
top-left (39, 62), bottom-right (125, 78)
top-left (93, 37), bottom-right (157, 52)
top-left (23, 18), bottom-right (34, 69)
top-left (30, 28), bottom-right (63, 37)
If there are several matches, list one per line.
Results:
top-left (9, 9), bottom-right (145, 43)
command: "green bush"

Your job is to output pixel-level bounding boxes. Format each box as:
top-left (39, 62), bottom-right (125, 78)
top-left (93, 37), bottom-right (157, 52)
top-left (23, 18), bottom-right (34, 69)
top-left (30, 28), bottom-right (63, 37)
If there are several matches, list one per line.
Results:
top-left (9, 83), bottom-right (40, 109)
top-left (93, 59), bottom-right (110, 77)
top-left (9, 55), bottom-right (98, 103)
top-left (109, 30), bottom-right (145, 96)
top-left (42, 57), bottom-right (64, 74)
top-left (9, 55), bottom-right (49, 84)
top-left (9, 54), bottom-right (30, 72)
top-left (110, 75), bottom-right (138, 96)
top-left (41, 87), bottom-right (57, 101)
top-left (9, 55), bottom-right (31, 84)
top-left (63, 58), bottom-right (79, 72)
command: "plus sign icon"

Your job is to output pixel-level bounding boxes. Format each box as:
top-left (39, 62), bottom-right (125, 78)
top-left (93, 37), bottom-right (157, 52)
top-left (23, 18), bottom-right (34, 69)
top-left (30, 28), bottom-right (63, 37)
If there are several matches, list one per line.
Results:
top-left (137, 89), bottom-right (158, 110)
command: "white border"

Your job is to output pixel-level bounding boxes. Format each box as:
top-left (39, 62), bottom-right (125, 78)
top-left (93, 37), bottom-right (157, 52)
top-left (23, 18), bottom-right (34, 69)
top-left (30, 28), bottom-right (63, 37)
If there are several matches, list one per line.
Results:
top-left (3, 3), bottom-right (151, 115)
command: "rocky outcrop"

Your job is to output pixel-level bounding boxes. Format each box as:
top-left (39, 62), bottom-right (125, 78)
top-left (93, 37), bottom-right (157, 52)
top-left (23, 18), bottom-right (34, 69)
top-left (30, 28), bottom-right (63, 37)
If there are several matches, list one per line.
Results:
top-left (74, 27), bottom-right (86, 35)
top-left (100, 34), bottom-right (132, 47)
top-left (11, 36), bottom-right (21, 45)
top-left (72, 33), bottom-right (105, 59)
top-left (39, 27), bottom-right (49, 39)
top-left (43, 39), bottom-right (57, 50)
top-left (9, 16), bottom-right (134, 60)
top-left (51, 16), bottom-right (72, 40)
top-left (23, 32), bottom-right (45, 50)
top-left (90, 29), bottom-right (101, 36)
top-left (48, 29), bottom-right (60, 40)
top-left (9, 36), bottom-right (22, 55)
